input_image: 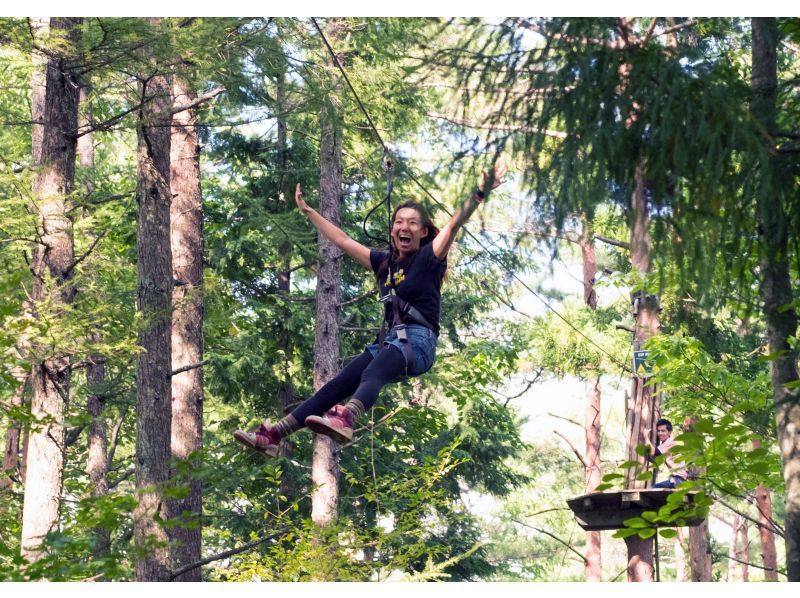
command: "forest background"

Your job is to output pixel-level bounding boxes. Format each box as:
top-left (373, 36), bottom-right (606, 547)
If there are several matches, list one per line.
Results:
top-left (0, 14), bottom-right (799, 583)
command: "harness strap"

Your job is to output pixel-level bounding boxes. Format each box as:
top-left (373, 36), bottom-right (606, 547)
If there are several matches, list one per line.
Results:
top-left (391, 298), bottom-right (415, 372)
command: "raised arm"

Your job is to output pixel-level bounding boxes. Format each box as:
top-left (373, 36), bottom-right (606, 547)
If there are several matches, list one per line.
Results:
top-left (295, 183), bottom-right (372, 270)
top-left (432, 158), bottom-right (508, 260)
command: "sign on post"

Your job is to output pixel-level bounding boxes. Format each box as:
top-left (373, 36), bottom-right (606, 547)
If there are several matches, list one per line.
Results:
top-left (633, 350), bottom-right (654, 378)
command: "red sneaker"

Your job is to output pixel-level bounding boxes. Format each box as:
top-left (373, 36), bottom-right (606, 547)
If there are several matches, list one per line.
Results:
top-left (305, 405), bottom-right (355, 444)
top-left (233, 422), bottom-right (280, 457)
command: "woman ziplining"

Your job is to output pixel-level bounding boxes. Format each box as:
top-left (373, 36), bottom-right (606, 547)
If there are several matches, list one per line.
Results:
top-left (233, 158), bottom-right (508, 456)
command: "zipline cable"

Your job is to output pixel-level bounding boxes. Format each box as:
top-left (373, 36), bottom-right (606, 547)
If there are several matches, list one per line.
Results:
top-left (311, 17), bottom-right (631, 376)
top-left (311, 17), bottom-right (387, 152)
top-left (404, 169), bottom-right (631, 375)
top-left (312, 18), bottom-right (394, 247)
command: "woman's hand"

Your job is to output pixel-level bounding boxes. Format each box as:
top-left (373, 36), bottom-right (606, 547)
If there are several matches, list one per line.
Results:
top-left (479, 157), bottom-right (509, 194)
top-left (295, 183), bottom-right (311, 215)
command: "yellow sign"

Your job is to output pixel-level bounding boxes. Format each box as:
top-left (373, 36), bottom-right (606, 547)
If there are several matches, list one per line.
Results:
top-left (633, 350), bottom-right (654, 378)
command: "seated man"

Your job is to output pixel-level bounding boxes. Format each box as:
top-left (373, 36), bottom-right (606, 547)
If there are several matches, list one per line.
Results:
top-left (647, 418), bottom-right (688, 489)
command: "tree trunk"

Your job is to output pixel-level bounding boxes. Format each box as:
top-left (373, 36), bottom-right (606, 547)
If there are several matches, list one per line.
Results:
top-left (310, 19), bottom-right (346, 539)
top-left (275, 66), bottom-right (296, 500)
top-left (737, 517), bottom-right (750, 582)
top-left (751, 17), bottom-right (800, 582)
top-left (623, 161), bottom-right (659, 582)
top-left (133, 17), bottom-right (174, 581)
top-left (20, 17), bottom-right (81, 564)
top-left (310, 107), bottom-right (343, 529)
top-left (77, 80), bottom-right (111, 563)
top-left (1, 368), bottom-right (28, 491)
top-left (624, 535), bottom-right (654, 582)
top-left (750, 439), bottom-right (778, 580)
top-left (755, 489), bottom-right (779, 580)
top-left (728, 514), bottom-right (749, 582)
top-left (674, 527), bottom-right (688, 582)
top-left (684, 416), bottom-right (712, 581)
top-left (579, 218), bottom-right (602, 581)
top-left (86, 335), bottom-right (110, 561)
top-left (168, 74), bottom-right (204, 582)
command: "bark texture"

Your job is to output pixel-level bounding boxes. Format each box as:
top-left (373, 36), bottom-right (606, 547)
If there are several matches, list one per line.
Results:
top-left (623, 163), bottom-right (660, 581)
top-left (310, 19), bottom-right (346, 537)
top-left (78, 81), bottom-right (111, 562)
top-left (755, 483), bottom-right (779, 580)
top-left (751, 17), bottom-right (800, 582)
top-left (20, 17), bottom-right (81, 564)
top-left (1, 368), bottom-right (28, 491)
top-left (684, 416), bottom-right (712, 581)
top-left (86, 335), bottom-right (110, 560)
top-left (275, 68), bottom-right (296, 498)
top-left (580, 220), bottom-right (602, 581)
top-left (311, 91), bottom-right (344, 531)
top-left (168, 75), bottom-right (204, 581)
top-left (133, 17), bottom-right (174, 581)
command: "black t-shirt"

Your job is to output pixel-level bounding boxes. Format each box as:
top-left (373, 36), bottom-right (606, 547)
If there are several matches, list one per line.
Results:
top-left (370, 242), bottom-right (447, 335)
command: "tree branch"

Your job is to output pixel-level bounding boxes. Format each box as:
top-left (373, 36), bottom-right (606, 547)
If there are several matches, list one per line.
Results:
top-left (168, 527), bottom-right (289, 580)
top-left (427, 111), bottom-right (567, 139)
top-left (553, 430), bottom-right (588, 468)
top-left (512, 519), bottom-right (587, 564)
top-left (171, 86), bottom-right (225, 115)
top-left (339, 290), bottom-right (376, 307)
top-left (548, 412), bottom-right (582, 428)
top-left (715, 495), bottom-right (784, 537)
top-left (594, 234), bottom-right (629, 249)
top-left (652, 18), bottom-right (698, 41)
top-left (717, 552), bottom-right (786, 578)
top-left (106, 405), bottom-right (129, 468)
top-left (65, 232), bottom-right (106, 277)
top-left (169, 359), bottom-right (209, 377)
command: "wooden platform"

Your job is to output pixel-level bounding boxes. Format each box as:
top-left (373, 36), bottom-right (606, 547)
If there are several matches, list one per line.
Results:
top-left (566, 489), bottom-right (705, 531)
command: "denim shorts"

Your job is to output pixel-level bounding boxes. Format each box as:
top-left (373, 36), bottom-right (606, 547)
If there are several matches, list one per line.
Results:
top-left (366, 324), bottom-right (437, 377)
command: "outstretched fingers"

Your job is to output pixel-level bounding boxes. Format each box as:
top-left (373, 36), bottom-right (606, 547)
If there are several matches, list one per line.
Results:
top-left (295, 183), bottom-right (309, 212)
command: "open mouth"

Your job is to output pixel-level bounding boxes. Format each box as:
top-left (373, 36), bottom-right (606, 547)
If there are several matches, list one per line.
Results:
top-left (397, 234), bottom-right (412, 245)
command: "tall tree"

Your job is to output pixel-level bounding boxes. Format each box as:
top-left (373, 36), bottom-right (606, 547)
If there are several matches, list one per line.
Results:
top-left (132, 17), bottom-right (174, 582)
top-left (310, 18), bottom-right (346, 539)
top-left (78, 79), bottom-right (112, 562)
top-left (753, 438), bottom-right (779, 581)
top-left (684, 416), bottom-right (712, 581)
top-left (20, 16), bottom-right (81, 563)
top-left (1, 366), bottom-right (28, 491)
top-left (750, 17), bottom-right (800, 582)
top-left (168, 73), bottom-right (204, 582)
top-left (579, 217), bottom-right (602, 581)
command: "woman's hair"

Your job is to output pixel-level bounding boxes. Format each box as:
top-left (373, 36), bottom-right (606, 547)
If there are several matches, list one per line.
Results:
top-left (390, 201), bottom-right (440, 251)
top-left (390, 201), bottom-right (447, 284)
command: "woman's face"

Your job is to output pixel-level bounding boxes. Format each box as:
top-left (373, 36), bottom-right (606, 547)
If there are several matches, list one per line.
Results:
top-left (391, 207), bottom-right (428, 258)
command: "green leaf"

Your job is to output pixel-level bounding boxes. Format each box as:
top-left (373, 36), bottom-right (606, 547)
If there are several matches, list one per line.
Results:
top-left (602, 473), bottom-right (625, 481)
top-left (623, 517), bottom-right (648, 529)
top-left (641, 511), bottom-right (658, 522)
top-left (757, 349), bottom-right (788, 362)
top-left (613, 527), bottom-right (643, 539)
top-left (638, 527), bottom-right (656, 539)
top-left (659, 528), bottom-right (678, 539)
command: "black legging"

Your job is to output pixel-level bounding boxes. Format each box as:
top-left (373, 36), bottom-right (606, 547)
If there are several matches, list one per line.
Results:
top-left (289, 346), bottom-right (406, 425)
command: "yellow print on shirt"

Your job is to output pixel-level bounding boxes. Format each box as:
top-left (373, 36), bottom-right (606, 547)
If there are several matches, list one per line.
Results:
top-left (392, 268), bottom-right (405, 286)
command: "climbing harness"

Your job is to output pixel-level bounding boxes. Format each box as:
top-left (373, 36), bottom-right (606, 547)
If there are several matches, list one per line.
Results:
top-left (374, 256), bottom-right (435, 373)
top-left (358, 142), bottom-right (433, 372)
